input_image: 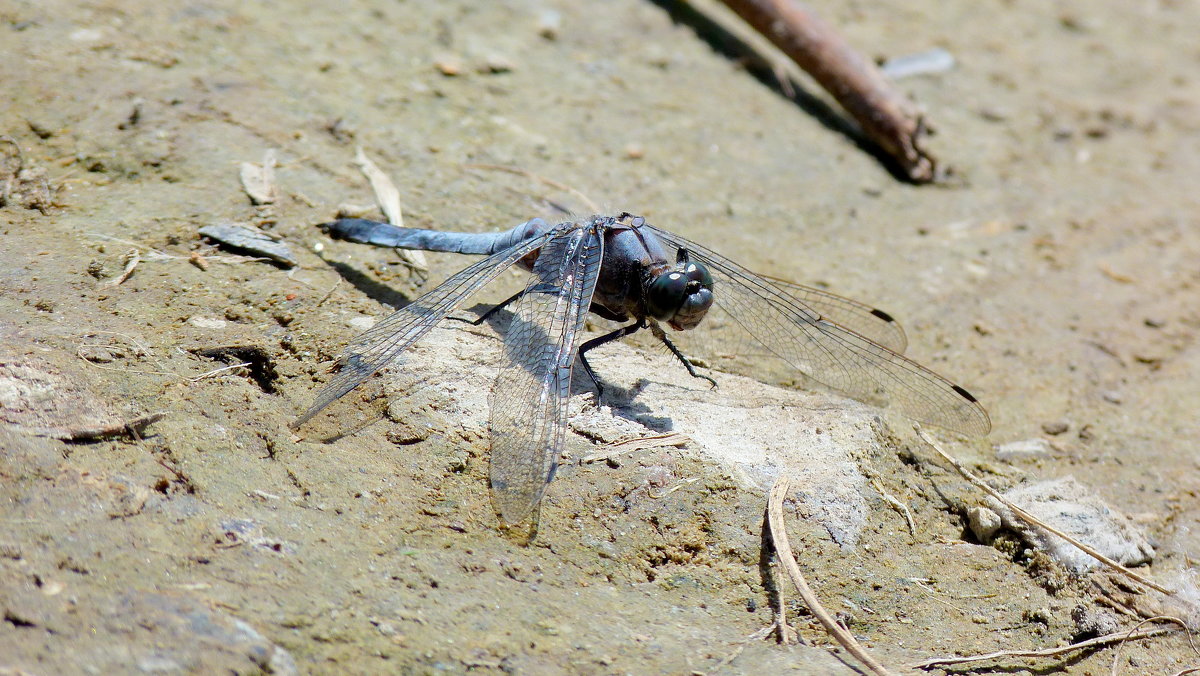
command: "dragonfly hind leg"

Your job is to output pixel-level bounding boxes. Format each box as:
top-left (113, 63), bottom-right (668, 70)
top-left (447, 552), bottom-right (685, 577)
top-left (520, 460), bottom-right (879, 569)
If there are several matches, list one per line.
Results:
top-left (649, 322), bottom-right (717, 390)
top-left (447, 290), bottom-right (524, 326)
top-left (576, 319), bottom-right (647, 402)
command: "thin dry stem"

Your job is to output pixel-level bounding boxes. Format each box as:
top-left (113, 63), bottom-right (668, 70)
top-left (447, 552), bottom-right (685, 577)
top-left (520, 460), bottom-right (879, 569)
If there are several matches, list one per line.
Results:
top-left (354, 146), bottom-right (403, 227)
top-left (913, 425), bottom-right (1173, 596)
top-left (353, 146), bottom-right (427, 272)
top-left (768, 477), bottom-right (895, 676)
top-left (771, 561), bottom-right (798, 644)
top-left (108, 248), bottom-right (141, 286)
top-left (189, 362), bottom-right (252, 382)
top-left (1109, 616), bottom-right (1198, 676)
top-left (870, 477), bottom-right (916, 536)
top-left (910, 627), bottom-right (1170, 670)
top-left (24, 411), bottom-right (167, 442)
top-left (580, 432), bottom-right (690, 464)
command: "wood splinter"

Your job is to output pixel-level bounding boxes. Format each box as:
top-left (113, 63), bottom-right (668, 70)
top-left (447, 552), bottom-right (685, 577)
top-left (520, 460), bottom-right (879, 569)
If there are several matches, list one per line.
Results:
top-left (28, 411), bottom-right (168, 442)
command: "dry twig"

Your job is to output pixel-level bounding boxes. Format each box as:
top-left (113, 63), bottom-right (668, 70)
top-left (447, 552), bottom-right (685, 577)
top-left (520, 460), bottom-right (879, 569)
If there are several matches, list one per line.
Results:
top-left (189, 361), bottom-right (252, 382)
top-left (239, 150), bottom-right (278, 205)
top-left (770, 560), bottom-right (799, 645)
top-left (108, 248), bottom-right (141, 286)
top-left (24, 411), bottom-right (167, 442)
top-left (580, 432), bottom-right (690, 464)
top-left (353, 146), bottom-right (427, 272)
top-left (714, 0), bottom-right (937, 182)
top-left (354, 146), bottom-right (403, 226)
top-left (315, 277), bottom-right (343, 307)
top-left (913, 425), bottom-right (1173, 596)
top-left (647, 477), bottom-right (698, 499)
top-left (870, 477), bottom-right (916, 536)
top-left (909, 626), bottom-right (1171, 670)
top-left (768, 477), bottom-right (895, 675)
top-left (1109, 616), bottom-right (1198, 676)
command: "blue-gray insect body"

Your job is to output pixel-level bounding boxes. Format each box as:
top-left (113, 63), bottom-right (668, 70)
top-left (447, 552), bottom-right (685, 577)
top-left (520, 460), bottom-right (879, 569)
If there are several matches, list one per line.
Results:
top-left (295, 213), bottom-right (989, 528)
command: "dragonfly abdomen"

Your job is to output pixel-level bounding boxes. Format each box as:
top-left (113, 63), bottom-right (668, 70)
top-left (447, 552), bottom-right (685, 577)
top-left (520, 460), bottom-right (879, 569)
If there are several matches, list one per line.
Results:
top-left (324, 218), bottom-right (550, 256)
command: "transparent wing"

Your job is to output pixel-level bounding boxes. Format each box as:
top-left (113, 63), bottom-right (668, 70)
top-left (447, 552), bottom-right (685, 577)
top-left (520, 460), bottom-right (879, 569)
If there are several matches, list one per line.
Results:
top-left (644, 224), bottom-right (991, 437)
top-left (293, 232), bottom-right (552, 428)
top-left (488, 223), bottom-right (603, 524)
top-left (757, 275), bottom-right (907, 353)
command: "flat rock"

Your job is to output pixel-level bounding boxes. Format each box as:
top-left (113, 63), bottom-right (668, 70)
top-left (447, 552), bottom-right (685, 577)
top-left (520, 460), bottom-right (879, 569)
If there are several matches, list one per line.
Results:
top-left (987, 476), bottom-right (1154, 572)
top-left (370, 324), bottom-right (883, 548)
top-left (199, 223), bottom-right (296, 267)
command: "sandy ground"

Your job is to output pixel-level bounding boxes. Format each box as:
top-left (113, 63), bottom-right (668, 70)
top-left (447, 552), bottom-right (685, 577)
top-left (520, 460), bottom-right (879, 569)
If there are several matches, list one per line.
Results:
top-left (3, 0), bottom-right (1199, 673)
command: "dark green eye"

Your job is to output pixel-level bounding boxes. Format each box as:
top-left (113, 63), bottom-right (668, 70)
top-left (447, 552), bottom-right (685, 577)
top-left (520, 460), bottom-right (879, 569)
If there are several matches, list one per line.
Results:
top-left (682, 261), bottom-right (712, 289)
top-left (646, 271), bottom-right (691, 321)
top-left (645, 260), bottom-right (714, 324)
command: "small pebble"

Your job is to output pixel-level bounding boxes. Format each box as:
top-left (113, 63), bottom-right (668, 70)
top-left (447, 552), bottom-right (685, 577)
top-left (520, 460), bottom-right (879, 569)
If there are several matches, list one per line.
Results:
top-left (1025, 607), bottom-right (1052, 625)
top-left (188, 316), bottom-right (227, 329)
top-left (967, 505), bottom-right (1002, 541)
top-left (988, 477), bottom-right (1155, 572)
top-left (879, 47), bottom-right (956, 79)
top-left (189, 251), bottom-right (210, 271)
top-left (336, 203), bottom-right (374, 219)
top-left (978, 107), bottom-right (1008, 122)
top-left (479, 55), bottom-right (515, 74)
top-left (198, 223), bottom-right (297, 267)
top-left (1041, 421), bottom-right (1069, 435)
top-left (69, 27), bottom-right (104, 42)
top-left (374, 621), bottom-right (398, 637)
top-left (973, 320), bottom-right (996, 336)
top-left (434, 58), bottom-right (463, 76)
top-left (623, 143), bottom-right (644, 160)
top-left (536, 10), bottom-right (561, 40)
top-left (994, 438), bottom-right (1052, 461)
top-left (1101, 390), bottom-right (1123, 404)
top-left (78, 346), bottom-right (117, 363)
top-left (1071, 604), bottom-right (1119, 638)
top-left (348, 315), bottom-right (377, 330)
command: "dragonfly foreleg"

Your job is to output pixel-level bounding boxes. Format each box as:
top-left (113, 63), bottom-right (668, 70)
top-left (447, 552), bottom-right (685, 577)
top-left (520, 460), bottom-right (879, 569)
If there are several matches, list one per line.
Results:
top-left (649, 322), bottom-right (717, 390)
top-left (576, 319), bottom-right (647, 402)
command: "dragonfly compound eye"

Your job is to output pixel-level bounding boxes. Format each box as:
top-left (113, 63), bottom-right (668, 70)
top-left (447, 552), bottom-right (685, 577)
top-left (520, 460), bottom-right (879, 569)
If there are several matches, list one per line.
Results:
top-left (683, 261), bottom-right (713, 289)
top-left (646, 261), bottom-right (715, 329)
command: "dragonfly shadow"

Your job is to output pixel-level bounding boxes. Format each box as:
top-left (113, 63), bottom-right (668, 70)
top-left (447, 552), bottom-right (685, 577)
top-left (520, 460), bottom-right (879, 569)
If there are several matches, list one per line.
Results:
top-left (459, 302), bottom-right (680, 435)
top-left (585, 376), bottom-right (678, 436)
top-left (323, 258), bottom-right (414, 311)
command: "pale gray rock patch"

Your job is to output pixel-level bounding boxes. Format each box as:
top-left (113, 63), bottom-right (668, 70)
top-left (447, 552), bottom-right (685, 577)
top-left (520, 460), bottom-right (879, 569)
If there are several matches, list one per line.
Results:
top-left (987, 476), bottom-right (1155, 572)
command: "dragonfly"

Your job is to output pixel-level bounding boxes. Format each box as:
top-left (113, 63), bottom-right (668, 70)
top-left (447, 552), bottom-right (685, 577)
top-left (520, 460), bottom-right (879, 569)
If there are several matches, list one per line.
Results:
top-left (293, 212), bottom-right (990, 528)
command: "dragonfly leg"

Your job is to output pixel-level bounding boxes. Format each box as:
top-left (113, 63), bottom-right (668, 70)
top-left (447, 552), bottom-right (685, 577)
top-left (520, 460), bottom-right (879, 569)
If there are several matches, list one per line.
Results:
top-left (577, 319), bottom-right (647, 402)
top-left (447, 290), bottom-right (524, 326)
top-left (649, 322), bottom-right (717, 389)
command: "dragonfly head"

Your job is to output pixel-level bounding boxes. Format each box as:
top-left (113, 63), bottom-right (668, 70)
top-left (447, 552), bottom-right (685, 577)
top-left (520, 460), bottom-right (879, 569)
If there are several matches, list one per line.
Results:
top-left (645, 251), bottom-right (714, 331)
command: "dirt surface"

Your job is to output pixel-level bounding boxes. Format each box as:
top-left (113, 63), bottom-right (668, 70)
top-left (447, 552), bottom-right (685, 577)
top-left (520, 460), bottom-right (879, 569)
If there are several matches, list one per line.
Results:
top-left (3, 0), bottom-right (1200, 673)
